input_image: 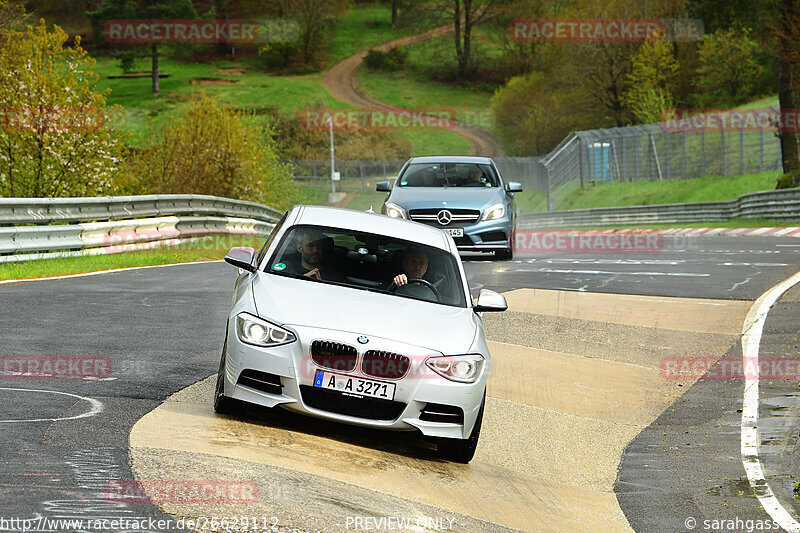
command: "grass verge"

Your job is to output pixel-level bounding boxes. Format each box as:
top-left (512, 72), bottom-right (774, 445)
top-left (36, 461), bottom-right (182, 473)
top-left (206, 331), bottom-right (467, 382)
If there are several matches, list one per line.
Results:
top-left (551, 171), bottom-right (781, 212)
top-left (0, 235), bottom-right (262, 281)
top-left (535, 218), bottom-right (797, 231)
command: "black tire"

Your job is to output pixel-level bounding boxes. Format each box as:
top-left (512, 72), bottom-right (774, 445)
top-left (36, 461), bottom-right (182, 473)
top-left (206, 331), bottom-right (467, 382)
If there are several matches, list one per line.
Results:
top-left (213, 334), bottom-right (241, 415)
top-left (436, 394), bottom-right (485, 463)
top-left (495, 248), bottom-right (513, 260)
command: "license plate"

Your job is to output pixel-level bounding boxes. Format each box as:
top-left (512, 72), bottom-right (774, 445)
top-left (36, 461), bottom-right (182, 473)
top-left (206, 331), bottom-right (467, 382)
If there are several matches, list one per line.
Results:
top-left (443, 228), bottom-right (463, 237)
top-left (313, 370), bottom-right (396, 401)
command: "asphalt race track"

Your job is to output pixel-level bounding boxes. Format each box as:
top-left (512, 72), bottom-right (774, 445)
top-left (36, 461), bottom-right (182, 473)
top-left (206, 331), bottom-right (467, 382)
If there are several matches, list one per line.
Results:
top-left (3, 234), bottom-right (800, 532)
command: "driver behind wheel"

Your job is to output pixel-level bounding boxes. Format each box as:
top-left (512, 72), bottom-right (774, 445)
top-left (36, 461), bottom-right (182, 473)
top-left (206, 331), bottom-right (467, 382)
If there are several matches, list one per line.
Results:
top-left (392, 248), bottom-right (428, 287)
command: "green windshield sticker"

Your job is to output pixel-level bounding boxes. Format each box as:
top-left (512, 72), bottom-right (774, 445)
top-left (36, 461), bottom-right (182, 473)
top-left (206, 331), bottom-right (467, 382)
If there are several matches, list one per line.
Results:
top-left (273, 263), bottom-right (286, 271)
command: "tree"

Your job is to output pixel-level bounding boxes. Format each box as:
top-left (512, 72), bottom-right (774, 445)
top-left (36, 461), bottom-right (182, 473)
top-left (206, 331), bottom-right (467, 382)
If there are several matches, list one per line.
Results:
top-left (138, 93), bottom-right (296, 210)
top-left (0, 0), bottom-right (25, 33)
top-left (774, 0), bottom-right (800, 176)
top-left (378, 0), bottom-right (406, 27)
top-left (0, 21), bottom-right (128, 197)
top-left (486, 0), bottom-right (559, 78)
top-left (685, 0), bottom-right (771, 34)
top-left (623, 32), bottom-right (679, 123)
top-left (271, 0), bottom-right (348, 67)
top-left (87, 0), bottom-right (198, 94)
top-left (424, 0), bottom-right (510, 78)
top-left (692, 26), bottom-right (765, 107)
top-left (491, 72), bottom-right (591, 155)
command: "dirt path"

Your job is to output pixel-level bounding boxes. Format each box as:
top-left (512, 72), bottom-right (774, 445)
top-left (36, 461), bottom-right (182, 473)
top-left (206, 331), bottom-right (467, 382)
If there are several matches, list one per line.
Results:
top-left (321, 27), bottom-right (504, 157)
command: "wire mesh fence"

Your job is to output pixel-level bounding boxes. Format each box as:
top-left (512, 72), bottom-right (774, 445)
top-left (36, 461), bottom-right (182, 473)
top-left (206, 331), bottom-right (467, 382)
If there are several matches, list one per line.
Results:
top-left (288, 159), bottom-right (407, 192)
top-left (287, 107), bottom-right (791, 211)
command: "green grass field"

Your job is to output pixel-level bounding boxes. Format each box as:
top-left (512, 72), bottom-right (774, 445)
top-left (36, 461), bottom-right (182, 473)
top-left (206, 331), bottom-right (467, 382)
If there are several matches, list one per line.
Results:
top-left (94, 57), bottom-right (346, 147)
top-left (555, 171), bottom-right (780, 211)
top-left (355, 31), bottom-right (498, 128)
top-left (89, 5), bottom-right (473, 154)
top-left (0, 235), bottom-right (262, 281)
top-left (326, 5), bottom-right (415, 64)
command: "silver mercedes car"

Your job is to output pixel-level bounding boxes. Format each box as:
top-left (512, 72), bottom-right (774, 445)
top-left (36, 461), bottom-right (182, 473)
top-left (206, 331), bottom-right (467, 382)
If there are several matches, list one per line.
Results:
top-left (214, 205), bottom-right (507, 462)
top-left (376, 156), bottom-right (522, 259)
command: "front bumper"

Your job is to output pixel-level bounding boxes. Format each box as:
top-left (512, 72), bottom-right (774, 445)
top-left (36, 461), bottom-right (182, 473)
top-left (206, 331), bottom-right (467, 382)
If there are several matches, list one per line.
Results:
top-left (222, 322), bottom-right (487, 440)
top-left (421, 216), bottom-right (512, 252)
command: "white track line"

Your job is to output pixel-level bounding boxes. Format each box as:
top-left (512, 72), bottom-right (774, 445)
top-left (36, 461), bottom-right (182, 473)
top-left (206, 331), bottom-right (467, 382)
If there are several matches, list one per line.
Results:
top-left (740, 270), bottom-right (800, 532)
top-left (0, 260), bottom-right (222, 286)
top-left (0, 387), bottom-right (103, 423)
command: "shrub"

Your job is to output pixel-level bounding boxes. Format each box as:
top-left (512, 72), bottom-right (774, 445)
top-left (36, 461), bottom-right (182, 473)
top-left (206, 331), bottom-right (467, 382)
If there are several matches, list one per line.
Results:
top-left (0, 20), bottom-right (128, 197)
top-left (364, 47), bottom-right (407, 71)
top-left (138, 92), bottom-right (296, 210)
top-left (777, 172), bottom-right (799, 189)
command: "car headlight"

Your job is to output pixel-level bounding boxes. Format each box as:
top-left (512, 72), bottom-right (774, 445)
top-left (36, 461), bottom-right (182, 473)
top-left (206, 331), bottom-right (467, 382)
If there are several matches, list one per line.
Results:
top-left (481, 203), bottom-right (506, 221)
top-left (236, 313), bottom-right (296, 347)
top-left (425, 354), bottom-right (484, 383)
top-left (385, 202), bottom-right (407, 219)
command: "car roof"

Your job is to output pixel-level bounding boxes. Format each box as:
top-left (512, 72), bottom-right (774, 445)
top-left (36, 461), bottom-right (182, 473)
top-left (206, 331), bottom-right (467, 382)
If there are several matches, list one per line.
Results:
top-left (406, 156), bottom-right (494, 164)
top-left (290, 205), bottom-right (452, 250)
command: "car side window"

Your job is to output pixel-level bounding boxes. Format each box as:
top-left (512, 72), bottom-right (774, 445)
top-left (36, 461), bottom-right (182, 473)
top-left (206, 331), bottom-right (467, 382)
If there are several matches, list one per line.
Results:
top-left (256, 212), bottom-right (288, 269)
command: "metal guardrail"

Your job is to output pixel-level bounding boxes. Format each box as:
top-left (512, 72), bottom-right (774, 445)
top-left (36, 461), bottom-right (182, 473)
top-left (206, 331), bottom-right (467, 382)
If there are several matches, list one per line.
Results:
top-left (0, 194), bottom-right (282, 226)
top-left (0, 195), bottom-right (282, 263)
top-left (517, 188), bottom-right (800, 229)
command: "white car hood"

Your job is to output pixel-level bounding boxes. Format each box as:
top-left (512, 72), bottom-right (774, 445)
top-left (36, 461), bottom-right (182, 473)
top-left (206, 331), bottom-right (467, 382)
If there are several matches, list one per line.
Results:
top-left (251, 274), bottom-right (478, 353)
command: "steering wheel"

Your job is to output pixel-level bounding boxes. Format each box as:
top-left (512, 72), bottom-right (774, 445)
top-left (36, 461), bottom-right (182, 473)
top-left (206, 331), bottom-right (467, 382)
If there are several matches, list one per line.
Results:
top-left (388, 277), bottom-right (441, 302)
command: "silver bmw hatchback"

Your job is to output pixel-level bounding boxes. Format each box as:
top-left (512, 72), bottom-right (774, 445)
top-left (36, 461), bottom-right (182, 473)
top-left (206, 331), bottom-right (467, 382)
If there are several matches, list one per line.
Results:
top-left (377, 156), bottom-right (522, 259)
top-left (214, 205), bottom-right (507, 462)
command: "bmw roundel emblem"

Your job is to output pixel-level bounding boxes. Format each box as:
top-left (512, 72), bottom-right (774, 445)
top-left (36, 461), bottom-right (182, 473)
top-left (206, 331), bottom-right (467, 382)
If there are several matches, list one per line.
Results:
top-left (357, 335), bottom-right (369, 344)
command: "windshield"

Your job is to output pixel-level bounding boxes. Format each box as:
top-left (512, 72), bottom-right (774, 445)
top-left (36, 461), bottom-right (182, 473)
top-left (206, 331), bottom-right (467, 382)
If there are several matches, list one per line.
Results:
top-left (265, 225), bottom-right (467, 308)
top-left (397, 162), bottom-right (499, 188)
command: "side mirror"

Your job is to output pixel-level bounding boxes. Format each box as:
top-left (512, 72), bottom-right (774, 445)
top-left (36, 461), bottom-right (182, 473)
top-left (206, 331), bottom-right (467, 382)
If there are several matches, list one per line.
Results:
top-left (376, 181), bottom-right (391, 192)
top-left (473, 289), bottom-right (507, 312)
top-left (507, 182), bottom-right (522, 193)
top-left (224, 247), bottom-right (256, 272)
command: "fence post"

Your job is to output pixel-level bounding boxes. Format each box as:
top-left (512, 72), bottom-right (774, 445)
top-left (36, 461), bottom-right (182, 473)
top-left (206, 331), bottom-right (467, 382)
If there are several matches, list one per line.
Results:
top-left (666, 131), bottom-right (671, 180)
top-left (701, 126), bottom-right (706, 176)
top-left (760, 126), bottom-right (765, 172)
top-left (634, 135), bottom-right (640, 180)
top-left (740, 122), bottom-right (745, 175)
top-left (546, 167), bottom-right (552, 212)
top-left (359, 160), bottom-right (365, 191)
top-left (682, 131), bottom-right (687, 179)
top-left (382, 160), bottom-right (387, 179)
top-left (721, 127), bottom-right (725, 176)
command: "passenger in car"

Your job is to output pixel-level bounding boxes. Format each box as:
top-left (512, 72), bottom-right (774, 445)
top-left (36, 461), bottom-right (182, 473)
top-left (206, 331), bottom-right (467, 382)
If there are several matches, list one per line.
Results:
top-left (287, 229), bottom-right (345, 282)
top-left (421, 168), bottom-right (437, 187)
